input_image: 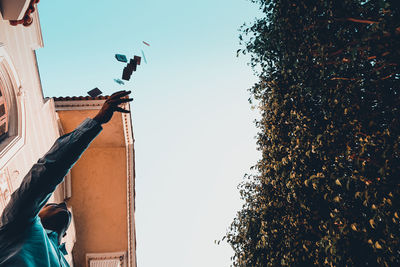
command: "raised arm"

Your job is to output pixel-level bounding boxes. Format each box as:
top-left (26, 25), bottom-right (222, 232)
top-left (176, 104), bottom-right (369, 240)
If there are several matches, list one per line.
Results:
top-left (0, 90), bottom-right (132, 227)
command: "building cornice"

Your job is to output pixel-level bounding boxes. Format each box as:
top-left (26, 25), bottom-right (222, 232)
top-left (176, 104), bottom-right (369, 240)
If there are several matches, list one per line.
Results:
top-left (6, 0), bottom-right (40, 26)
top-left (53, 97), bottom-right (107, 111)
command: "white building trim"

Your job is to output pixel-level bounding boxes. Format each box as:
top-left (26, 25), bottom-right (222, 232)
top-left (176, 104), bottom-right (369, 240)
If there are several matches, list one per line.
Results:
top-left (121, 103), bottom-right (136, 267)
top-left (30, 9), bottom-right (43, 50)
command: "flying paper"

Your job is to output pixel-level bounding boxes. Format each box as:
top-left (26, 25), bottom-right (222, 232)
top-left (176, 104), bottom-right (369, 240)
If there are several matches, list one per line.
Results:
top-left (134, 55), bottom-right (141, 65)
top-left (141, 50), bottom-right (147, 64)
top-left (114, 78), bottom-right (125, 85)
top-left (115, 54), bottom-right (128, 63)
top-left (87, 88), bottom-right (102, 97)
top-left (122, 67), bottom-right (131, 81)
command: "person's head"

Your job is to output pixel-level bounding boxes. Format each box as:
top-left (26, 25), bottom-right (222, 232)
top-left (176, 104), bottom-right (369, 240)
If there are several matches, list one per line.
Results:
top-left (38, 202), bottom-right (72, 241)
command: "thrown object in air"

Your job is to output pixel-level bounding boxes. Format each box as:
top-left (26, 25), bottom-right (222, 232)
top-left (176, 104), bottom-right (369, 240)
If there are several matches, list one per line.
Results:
top-left (87, 88), bottom-right (102, 97)
top-left (127, 59), bottom-right (137, 72)
top-left (141, 50), bottom-right (147, 64)
top-left (134, 55), bottom-right (141, 65)
top-left (122, 67), bottom-right (131, 81)
top-left (143, 41), bottom-right (150, 46)
top-left (114, 78), bottom-right (125, 85)
top-left (122, 56), bottom-right (141, 81)
top-left (115, 54), bottom-right (128, 63)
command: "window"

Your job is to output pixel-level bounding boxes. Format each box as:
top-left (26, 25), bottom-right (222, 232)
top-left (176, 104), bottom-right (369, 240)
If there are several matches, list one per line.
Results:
top-left (0, 85), bottom-right (9, 142)
top-left (0, 60), bottom-right (18, 153)
top-left (86, 252), bottom-right (127, 267)
top-left (0, 45), bottom-right (24, 167)
top-left (89, 259), bottom-right (122, 267)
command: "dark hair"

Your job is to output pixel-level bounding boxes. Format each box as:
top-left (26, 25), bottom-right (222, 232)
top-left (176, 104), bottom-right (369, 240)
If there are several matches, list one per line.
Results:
top-left (39, 208), bottom-right (71, 235)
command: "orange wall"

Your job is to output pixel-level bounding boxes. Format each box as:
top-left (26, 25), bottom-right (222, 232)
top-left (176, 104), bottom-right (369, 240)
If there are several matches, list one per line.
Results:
top-left (57, 110), bottom-right (128, 267)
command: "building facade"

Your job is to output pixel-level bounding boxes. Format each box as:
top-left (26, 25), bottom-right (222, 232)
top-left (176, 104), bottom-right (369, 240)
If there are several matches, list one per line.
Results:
top-left (0, 0), bottom-right (59, 213)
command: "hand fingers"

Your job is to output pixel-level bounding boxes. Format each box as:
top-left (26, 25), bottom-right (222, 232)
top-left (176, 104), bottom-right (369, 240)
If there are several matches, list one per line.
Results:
top-left (109, 90), bottom-right (131, 99)
top-left (109, 98), bottom-right (133, 105)
top-left (110, 90), bottom-right (129, 97)
top-left (114, 107), bottom-right (130, 113)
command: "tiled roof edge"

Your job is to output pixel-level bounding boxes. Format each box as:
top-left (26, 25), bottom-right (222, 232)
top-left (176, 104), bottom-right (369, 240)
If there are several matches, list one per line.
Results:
top-left (52, 96), bottom-right (109, 101)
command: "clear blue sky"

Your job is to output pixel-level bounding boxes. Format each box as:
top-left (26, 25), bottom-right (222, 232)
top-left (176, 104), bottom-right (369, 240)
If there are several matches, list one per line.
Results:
top-left (36, 1), bottom-right (261, 266)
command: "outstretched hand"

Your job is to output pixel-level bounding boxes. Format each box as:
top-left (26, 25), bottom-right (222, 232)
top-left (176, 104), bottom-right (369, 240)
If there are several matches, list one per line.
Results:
top-left (93, 90), bottom-right (133, 124)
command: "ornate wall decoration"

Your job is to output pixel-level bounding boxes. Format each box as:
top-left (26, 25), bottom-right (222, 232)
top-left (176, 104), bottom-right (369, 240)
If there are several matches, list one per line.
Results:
top-left (0, 168), bottom-right (12, 212)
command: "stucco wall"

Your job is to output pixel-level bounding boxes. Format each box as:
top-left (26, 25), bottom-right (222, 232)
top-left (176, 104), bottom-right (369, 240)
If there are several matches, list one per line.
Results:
top-left (0, 9), bottom-right (60, 212)
top-left (57, 109), bottom-right (128, 267)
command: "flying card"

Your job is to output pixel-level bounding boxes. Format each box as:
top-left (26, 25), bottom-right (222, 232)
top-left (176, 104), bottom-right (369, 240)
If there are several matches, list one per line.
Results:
top-left (87, 88), bottom-right (102, 97)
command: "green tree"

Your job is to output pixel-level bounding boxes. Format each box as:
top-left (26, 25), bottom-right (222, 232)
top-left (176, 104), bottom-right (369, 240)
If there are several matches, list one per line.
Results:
top-left (227, 0), bottom-right (400, 266)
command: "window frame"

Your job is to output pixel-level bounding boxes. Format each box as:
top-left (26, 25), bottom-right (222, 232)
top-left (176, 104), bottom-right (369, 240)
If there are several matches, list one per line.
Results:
top-left (0, 45), bottom-right (25, 169)
top-left (86, 251), bottom-right (127, 267)
top-left (0, 85), bottom-right (9, 140)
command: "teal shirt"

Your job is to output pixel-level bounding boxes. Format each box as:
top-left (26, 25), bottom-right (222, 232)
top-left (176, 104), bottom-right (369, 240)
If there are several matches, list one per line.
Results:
top-left (0, 118), bottom-right (102, 266)
top-left (3, 217), bottom-right (70, 267)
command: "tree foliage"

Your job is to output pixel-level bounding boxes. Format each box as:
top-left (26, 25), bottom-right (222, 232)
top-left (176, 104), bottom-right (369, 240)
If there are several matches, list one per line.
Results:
top-left (227, 0), bottom-right (400, 266)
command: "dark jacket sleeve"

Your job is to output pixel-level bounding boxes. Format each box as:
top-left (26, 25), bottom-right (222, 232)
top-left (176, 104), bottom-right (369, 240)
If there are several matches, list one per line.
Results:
top-left (0, 118), bottom-right (102, 227)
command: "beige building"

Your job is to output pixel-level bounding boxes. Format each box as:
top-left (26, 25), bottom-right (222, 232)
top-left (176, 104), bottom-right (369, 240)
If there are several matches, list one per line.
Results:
top-left (53, 97), bottom-right (137, 267)
top-left (0, 1), bottom-right (137, 267)
top-left (0, 0), bottom-right (58, 210)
